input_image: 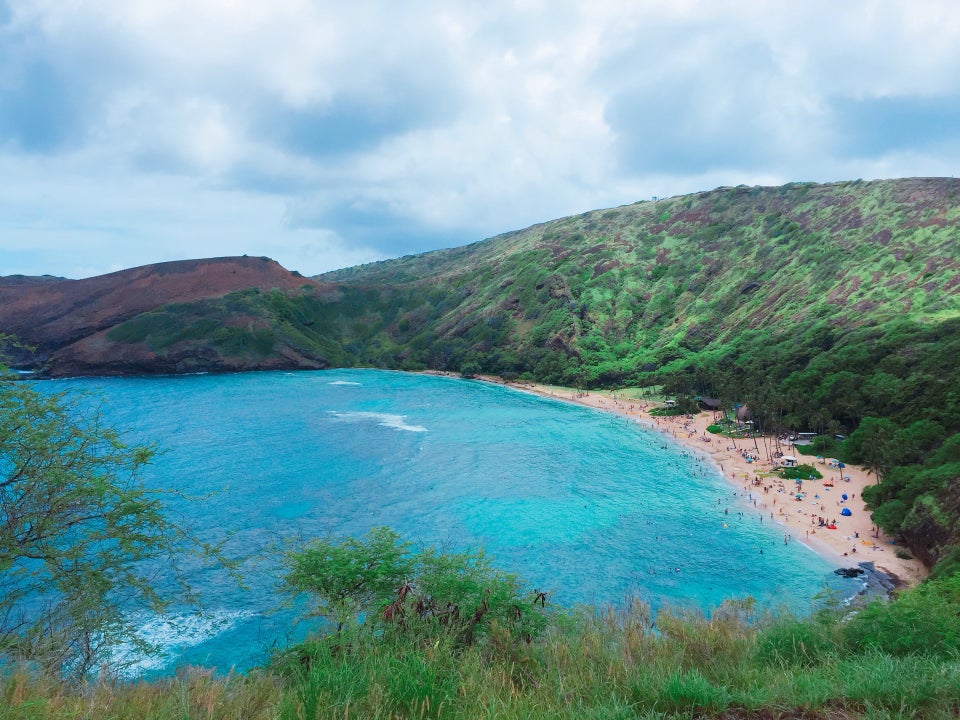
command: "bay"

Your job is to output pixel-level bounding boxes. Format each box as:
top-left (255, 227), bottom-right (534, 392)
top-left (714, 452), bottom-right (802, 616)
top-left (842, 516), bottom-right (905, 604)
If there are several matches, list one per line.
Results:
top-left (42, 369), bottom-right (853, 675)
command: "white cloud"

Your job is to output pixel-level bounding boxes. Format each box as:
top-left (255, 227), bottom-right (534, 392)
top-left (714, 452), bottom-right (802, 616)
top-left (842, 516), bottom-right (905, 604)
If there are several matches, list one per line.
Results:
top-left (2, 0), bottom-right (960, 278)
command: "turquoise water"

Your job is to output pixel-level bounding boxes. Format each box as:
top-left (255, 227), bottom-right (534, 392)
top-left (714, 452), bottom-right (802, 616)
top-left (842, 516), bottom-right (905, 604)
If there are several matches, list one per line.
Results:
top-left (43, 369), bottom-right (851, 674)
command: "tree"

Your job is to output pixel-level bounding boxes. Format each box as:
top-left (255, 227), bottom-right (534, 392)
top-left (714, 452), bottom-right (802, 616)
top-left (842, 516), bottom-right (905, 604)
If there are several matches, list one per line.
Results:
top-left (892, 419), bottom-right (946, 466)
top-left (845, 416), bottom-right (898, 483)
top-left (283, 527), bottom-right (548, 647)
top-left (0, 373), bottom-right (212, 678)
top-left (283, 527), bottom-right (416, 631)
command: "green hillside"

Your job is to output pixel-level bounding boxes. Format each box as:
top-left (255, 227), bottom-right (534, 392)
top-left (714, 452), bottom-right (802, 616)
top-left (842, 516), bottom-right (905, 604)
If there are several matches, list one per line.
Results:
top-left (318, 178), bottom-right (959, 383)
top-left (316, 178), bottom-right (960, 576)
top-left (99, 177), bottom-right (960, 574)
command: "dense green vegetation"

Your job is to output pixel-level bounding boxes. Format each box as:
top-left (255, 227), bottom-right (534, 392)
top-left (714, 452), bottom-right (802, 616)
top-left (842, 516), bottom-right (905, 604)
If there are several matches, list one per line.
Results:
top-left (281, 527), bottom-right (547, 645)
top-left (105, 287), bottom-right (351, 368)
top-left (4, 530), bottom-right (960, 719)
top-left (779, 464), bottom-right (823, 481)
top-left (100, 178), bottom-right (960, 575)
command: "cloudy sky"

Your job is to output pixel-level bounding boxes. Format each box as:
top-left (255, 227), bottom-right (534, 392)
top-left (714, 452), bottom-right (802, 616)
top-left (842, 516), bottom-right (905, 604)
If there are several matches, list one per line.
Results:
top-left (2, 0), bottom-right (959, 279)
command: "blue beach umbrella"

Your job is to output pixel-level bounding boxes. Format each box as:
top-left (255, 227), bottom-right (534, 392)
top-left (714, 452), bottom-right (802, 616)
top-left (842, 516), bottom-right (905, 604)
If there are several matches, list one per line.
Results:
top-left (841, 493), bottom-right (848, 501)
top-left (840, 507), bottom-right (852, 516)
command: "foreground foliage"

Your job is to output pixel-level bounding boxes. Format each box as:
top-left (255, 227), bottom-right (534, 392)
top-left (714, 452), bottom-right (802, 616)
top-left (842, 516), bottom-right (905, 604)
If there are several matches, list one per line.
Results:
top-left (0, 374), bottom-right (225, 679)
top-left (4, 553), bottom-right (960, 719)
top-left (282, 527), bottom-right (548, 650)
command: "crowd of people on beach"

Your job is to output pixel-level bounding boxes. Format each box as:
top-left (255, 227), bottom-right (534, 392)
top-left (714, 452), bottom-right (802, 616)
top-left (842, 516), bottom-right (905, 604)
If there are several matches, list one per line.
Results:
top-left (634, 408), bottom-right (891, 560)
top-left (499, 378), bottom-right (925, 584)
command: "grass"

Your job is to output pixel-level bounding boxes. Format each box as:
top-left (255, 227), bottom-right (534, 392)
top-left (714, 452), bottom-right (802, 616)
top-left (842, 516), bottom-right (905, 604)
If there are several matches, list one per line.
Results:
top-left (4, 595), bottom-right (960, 719)
top-left (0, 667), bottom-right (283, 720)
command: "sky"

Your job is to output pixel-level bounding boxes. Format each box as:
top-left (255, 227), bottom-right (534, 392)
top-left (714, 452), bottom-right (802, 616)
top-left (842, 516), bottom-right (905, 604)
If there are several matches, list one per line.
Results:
top-left (2, 0), bottom-right (959, 279)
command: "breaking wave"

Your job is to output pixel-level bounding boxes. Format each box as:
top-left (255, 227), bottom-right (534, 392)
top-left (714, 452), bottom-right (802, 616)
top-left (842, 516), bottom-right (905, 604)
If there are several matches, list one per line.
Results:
top-left (110, 610), bottom-right (255, 677)
top-left (327, 410), bottom-right (427, 433)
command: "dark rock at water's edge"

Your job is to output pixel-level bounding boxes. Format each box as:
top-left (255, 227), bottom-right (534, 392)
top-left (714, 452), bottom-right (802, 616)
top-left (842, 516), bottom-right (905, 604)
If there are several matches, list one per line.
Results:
top-left (834, 567), bottom-right (865, 578)
top-left (859, 561), bottom-right (900, 593)
top-left (838, 561), bottom-right (899, 601)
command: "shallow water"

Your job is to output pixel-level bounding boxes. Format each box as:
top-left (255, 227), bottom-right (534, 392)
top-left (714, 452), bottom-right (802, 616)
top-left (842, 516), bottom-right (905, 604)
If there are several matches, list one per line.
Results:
top-left (42, 369), bottom-right (852, 674)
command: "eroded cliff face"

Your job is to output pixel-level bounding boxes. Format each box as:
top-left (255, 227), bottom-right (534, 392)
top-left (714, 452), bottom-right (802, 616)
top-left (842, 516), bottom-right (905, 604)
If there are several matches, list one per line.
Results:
top-left (0, 256), bottom-right (325, 375)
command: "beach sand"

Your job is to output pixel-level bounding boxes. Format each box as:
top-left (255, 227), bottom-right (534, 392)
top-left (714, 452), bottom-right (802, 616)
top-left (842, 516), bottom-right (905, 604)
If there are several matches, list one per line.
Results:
top-left (496, 379), bottom-right (929, 589)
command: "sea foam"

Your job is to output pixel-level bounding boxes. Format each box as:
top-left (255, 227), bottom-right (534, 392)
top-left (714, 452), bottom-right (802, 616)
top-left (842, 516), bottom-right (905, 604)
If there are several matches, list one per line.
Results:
top-left (110, 610), bottom-right (254, 677)
top-left (327, 410), bottom-right (427, 432)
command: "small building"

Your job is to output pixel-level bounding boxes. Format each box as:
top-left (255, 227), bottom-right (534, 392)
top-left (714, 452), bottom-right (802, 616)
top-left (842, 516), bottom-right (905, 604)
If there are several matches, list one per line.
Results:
top-left (781, 455), bottom-right (798, 467)
top-left (698, 396), bottom-right (723, 411)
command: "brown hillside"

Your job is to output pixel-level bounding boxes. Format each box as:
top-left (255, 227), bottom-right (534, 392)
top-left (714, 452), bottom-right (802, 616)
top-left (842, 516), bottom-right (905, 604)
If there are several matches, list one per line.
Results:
top-left (0, 256), bottom-right (316, 361)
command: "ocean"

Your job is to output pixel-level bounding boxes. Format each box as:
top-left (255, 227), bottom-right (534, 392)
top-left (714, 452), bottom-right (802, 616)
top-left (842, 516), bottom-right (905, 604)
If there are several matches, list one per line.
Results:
top-left (39, 369), bottom-right (854, 675)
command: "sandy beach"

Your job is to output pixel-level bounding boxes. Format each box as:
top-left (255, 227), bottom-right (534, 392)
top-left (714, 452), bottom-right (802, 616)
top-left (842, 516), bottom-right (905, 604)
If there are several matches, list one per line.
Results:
top-left (495, 379), bottom-right (929, 589)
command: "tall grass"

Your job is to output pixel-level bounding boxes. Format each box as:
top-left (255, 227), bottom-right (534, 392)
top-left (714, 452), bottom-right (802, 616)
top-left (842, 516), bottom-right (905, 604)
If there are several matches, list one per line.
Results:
top-left (4, 598), bottom-right (959, 719)
top-left (0, 667), bottom-right (282, 720)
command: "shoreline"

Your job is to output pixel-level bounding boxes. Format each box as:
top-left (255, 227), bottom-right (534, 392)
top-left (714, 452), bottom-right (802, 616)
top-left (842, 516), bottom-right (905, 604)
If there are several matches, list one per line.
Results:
top-left (479, 377), bottom-right (928, 590)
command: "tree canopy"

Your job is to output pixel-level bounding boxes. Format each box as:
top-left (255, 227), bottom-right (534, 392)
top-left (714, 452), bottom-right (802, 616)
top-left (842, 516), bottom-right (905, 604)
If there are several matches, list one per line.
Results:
top-left (283, 527), bottom-right (548, 649)
top-left (0, 372), bottom-right (213, 678)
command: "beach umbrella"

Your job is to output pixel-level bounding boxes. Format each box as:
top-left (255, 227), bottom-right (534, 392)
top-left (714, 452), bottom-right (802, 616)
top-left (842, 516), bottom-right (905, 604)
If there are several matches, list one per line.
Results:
top-left (837, 462), bottom-right (845, 468)
top-left (841, 493), bottom-right (848, 500)
top-left (841, 507), bottom-right (852, 516)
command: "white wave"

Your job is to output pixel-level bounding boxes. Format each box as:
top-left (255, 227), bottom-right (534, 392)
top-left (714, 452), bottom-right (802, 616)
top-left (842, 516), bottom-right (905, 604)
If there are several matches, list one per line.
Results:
top-left (327, 410), bottom-right (427, 433)
top-left (328, 380), bottom-right (362, 386)
top-left (110, 609), bottom-right (254, 677)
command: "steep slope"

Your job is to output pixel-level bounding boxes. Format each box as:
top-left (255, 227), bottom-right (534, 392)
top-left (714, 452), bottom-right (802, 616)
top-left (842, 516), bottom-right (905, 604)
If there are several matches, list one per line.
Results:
top-left (317, 178), bottom-right (959, 381)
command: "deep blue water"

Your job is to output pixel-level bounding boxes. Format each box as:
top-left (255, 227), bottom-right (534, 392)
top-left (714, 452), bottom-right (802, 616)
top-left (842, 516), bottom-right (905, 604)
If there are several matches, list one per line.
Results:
top-left (42, 369), bottom-right (852, 675)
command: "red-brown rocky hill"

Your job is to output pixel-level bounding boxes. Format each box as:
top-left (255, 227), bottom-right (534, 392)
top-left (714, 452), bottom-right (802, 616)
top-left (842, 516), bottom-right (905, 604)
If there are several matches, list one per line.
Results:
top-left (0, 256), bottom-right (317, 366)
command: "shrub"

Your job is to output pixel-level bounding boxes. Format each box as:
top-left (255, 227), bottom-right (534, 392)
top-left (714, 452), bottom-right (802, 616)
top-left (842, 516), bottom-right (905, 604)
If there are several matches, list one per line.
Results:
top-left (282, 528), bottom-right (548, 648)
top-left (844, 575), bottom-right (960, 658)
top-left (779, 464), bottom-right (823, 480)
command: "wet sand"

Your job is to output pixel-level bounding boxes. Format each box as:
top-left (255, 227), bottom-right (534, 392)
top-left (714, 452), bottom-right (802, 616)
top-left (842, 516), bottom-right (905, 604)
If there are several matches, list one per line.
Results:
top-left (497, 380), bottom-right (928, 588)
